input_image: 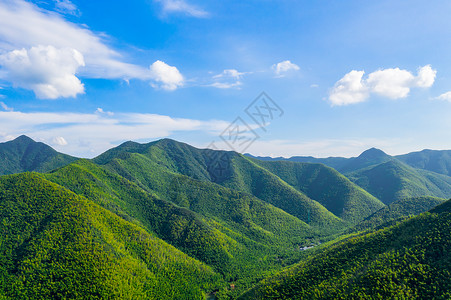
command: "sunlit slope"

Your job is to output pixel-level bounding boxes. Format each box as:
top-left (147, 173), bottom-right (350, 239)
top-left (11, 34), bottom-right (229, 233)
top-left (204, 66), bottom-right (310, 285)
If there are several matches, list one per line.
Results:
top-left (0, 173), bottom-right (221, 299)
top-left (240, 198), bottom-right (451, 299)
top-left (249, 159), bottom-right (385, 224)
top-left (0, 135), bottom-right (77, 175)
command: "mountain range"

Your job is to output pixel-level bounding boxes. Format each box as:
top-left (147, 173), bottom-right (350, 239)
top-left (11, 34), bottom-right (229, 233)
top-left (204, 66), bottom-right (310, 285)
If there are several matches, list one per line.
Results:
top-left (0, 135), bottom-right (450, 299)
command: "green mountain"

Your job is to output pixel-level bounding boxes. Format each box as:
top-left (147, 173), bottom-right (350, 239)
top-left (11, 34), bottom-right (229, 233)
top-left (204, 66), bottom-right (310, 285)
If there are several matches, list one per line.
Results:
top-left (396, 149), bottom-right (451, 176)
top-left (0, 173), bottom-right (222, 299)
top-left (43, 159), bottom-right (315, 278)
top-left (248, 159), bottom-right (384, 224)
top-left (352, 196), bottom-right (445, 231)
top-left (0, 135), bottom-right (77, 175)
top-left (2, 137), bottom-right (451, 299)
top-left (338, 147), bottom-right (393, 173)
top-left (347, 159), bottom-right (451, 204)
top-left (240, 198), bottom-right (451, 299)
top-left (93, 139), bottom-right (345, 229)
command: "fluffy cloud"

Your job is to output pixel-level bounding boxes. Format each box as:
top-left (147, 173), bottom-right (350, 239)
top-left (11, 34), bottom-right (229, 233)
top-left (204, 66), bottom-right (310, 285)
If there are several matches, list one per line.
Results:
top-left (434, 91), bottom-right (451, 102)
top-left (155, 0), bottom-right (208, 17)
top-left (0, 0), bottom-right (186, 96)
top-left (329, 65), bottom-right (436, 106)
top-left (272, 60), bottom-right (300, 77)
top-left (329, 71), bottom-right (368, 106)
top-left (149, 60), bottom-right (184, 91)
top-left (0, 45), bottom-right (85, 99)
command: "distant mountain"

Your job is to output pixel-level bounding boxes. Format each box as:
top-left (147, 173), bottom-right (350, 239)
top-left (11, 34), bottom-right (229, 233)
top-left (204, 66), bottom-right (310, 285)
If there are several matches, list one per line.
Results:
top-left (244, 153), bottom-right (349, 170)
top-left (347, 159), bottom-right (451, 204)
top-left (338, 148), bottom-right (392, 173)
top-left (0, 135), bottom-right (77, 175)
top-left (94, 139), bottom-right (386, 225)
top-left (352, 196), bottom-right (445, 231)
top-left (240, 198), bottom-right (451, 299)
top-left (249, 148), bottom-right (451, 204)
top-left (396, 149), bottom-right (451, 176)
top-left (248, 159), bottom-right (384, 224)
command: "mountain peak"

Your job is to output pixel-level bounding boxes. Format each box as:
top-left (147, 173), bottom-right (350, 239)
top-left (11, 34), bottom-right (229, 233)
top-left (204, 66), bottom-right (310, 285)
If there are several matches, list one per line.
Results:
top-left (357, 148), bottom-right (390, 160)
top-left (12, 135), bottom-right (35, 144)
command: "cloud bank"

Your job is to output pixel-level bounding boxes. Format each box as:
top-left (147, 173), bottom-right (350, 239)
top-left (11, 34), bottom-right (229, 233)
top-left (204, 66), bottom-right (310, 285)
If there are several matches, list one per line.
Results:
top-left (0, 0), bottom-right (184, 97)
top-left (329, 65), bottom-right (436, 106)
top-left (0, 45), bottom-right (85, 99)
top-left (0, 108), bottom-right (228, 157)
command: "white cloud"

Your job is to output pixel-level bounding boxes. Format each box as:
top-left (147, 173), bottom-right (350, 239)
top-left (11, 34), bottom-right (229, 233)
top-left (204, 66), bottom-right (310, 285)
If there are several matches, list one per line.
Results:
top-left (0, 109), bottom-right (228, 157)
top-left (329, 65), bottom-right (436, 106)
top-left (366, 68), bottom-right (414, 99)
top-left (0, 45), bottom-right (85, 99)
top-left (272, 60), bottom-right (300, 77)
top-left (95, 107), bottom-right (114, 116)
top-left (0, 101), bottom-right (12, 111)
top-left (434, 91), bottom-right (451, 102)
top-left (209, 69), bottom-right (245, 89)
top-left (415, 65), bottom-right (436, 88)
top-left (209, 81), bottom-right (242, 89)
top-left (54, 0), bottom-right (79, 16)
top-left (52, 136), bottom-right (68, 146)
top-left (0, 0), bottom-right (187, 95)
top-left (329, 70), bottom-right (368, 106)
top-left (155, 0), bottom-right (208, 18)
top-left (213, 69), bottom-right (244, 80)
top-left (149, 60), bottom-right (184, 91)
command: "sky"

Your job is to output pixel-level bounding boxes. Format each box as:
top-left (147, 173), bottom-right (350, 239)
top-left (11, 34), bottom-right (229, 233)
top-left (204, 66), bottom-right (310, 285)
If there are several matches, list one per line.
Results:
top-left (1, 0), bottom-right (451, 158)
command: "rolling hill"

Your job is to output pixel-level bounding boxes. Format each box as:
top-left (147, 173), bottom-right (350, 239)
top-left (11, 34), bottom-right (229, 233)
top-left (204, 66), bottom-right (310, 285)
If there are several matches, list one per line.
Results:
top-left (0, 173), bottom-right (222, 299)
top-left (0, 135), bottom-right (77, 175)
top-left (240, 198), bottom-right (451, 299)
top-left (2, 136), bottom-right (451, 299)
top-left (247, 159), bottom-right (384, 224)
top-left (396, 149), bottom-right (451, 176)
top-left (347, 159), bottom-right (451, 204)
top-left (351, 196), bottom-right (445, 231)
top-left (249, 148), bottom-right (451, 205)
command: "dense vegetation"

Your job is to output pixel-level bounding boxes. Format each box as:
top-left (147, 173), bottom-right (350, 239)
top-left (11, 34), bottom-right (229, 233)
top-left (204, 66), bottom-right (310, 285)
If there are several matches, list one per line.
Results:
top-left (249, 159), bottom-right (384, 224)
top-left (397, 149), bottom-right (451, 176)
top-left (0, 135), bottom-right (77, 175)
top-left (1, 136), bottom-right (451, 299)
top-left (347, 159), bottom-right (451, 204)
top-left (351, 196), bottom-right (445, 231)
top-left (0, 173), bottom-right (222, 299)
top-left (240, 199), bottom-right (451, 299)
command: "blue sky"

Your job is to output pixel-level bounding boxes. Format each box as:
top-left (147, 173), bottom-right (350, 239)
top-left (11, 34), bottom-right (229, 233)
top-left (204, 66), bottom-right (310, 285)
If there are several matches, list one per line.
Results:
top-left (1, 0), bottom-right (451, 158)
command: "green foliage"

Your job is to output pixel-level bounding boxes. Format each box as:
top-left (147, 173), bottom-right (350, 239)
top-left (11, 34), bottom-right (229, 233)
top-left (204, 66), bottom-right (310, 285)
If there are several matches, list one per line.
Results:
top-left (352, 196), bottom-right (445, 231)
top-left (397, 149), bottom-right (451, 176)
top-left (250, 159), bottom-right (384, 224)
top-left (240, 200), bottom-right (451, 299)
top-left (0, 173), bottom-right (222, 299)
top-left (0, 135), bottom-right (77, 175)
top-left (347, 160), bottom-right (451, 204)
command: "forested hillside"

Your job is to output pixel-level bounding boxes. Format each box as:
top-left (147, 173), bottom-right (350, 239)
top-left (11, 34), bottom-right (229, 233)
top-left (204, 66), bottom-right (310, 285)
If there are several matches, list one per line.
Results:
top-left (351, 196), bottom-right (445, 231)
top-left (1, 136), bottom-right (451, 299)
top-left (0, 173), bottom-right (222, 299)
top-left (240, 199), bottom-right (451, 299)
top-left (0, 136), bottom-right (77, 175)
